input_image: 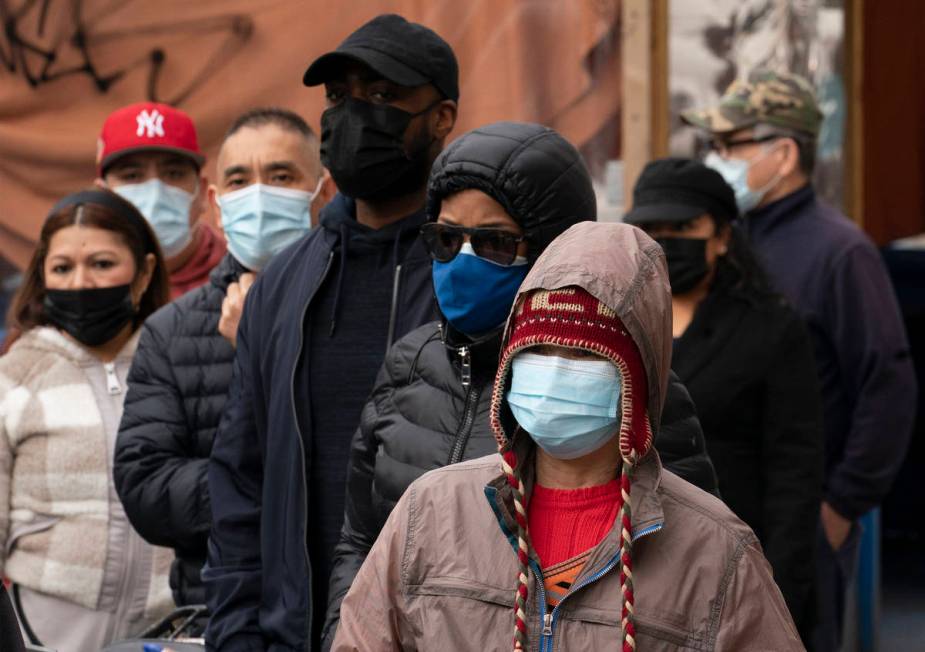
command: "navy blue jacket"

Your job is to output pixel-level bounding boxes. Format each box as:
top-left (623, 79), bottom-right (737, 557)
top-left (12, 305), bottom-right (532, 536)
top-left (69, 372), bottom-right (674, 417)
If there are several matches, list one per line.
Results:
top-left (204, 195), bottom-right (436, 651)
top-left (744, 185), bottom-right (917, 521)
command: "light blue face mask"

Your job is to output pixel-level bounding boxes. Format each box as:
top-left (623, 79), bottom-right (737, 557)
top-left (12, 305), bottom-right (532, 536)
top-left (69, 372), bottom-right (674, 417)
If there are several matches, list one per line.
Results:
top-left (218, 183), bottom-right (314, 271)
top-left (113, 178), bottom-right (194, 257)
top-left (704, 149), bottom-right (782, 214)
top-left (506, 352), bottom-right (622, 460)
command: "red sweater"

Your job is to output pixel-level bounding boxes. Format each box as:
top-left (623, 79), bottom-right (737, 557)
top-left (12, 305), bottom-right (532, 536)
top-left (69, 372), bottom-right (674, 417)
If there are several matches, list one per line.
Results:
top-left (527, 479), bottom-right (621, 569)
top-left (169, 223), bottom-right (226, 299)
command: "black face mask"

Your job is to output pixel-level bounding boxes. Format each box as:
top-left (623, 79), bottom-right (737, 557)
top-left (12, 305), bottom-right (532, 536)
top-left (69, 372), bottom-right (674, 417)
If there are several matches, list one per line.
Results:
top-left (43, 284), bottom-right (137, 347)
top-left (320, 97), bottom-right (437, 201)
top-left (656, 237), bottom-right (710, 295)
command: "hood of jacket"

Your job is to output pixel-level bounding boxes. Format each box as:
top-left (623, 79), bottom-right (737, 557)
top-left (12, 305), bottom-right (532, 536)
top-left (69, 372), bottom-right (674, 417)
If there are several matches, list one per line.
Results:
top-left (427, 121), bottom-right (596, 263)
top-left (496, 221), bottom-right (672, 441)
top-left (6, 325), bottom-right (139, 369)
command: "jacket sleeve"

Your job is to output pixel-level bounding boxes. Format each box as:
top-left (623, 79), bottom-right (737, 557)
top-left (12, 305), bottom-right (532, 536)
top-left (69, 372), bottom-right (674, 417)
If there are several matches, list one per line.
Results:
top-left (759, 311), bottom-right (824, 632)
top-left (322, 356), bottom-right (397, 650)
top-left (0, 372), bottom-right (13, 574)
top-left (656, 370), bottom-right (720, 496)
top-left (114, 320), bottom-right (210, 551)
top-left (203, 280), bottom-right (267, 652)
top-left (332, 482), bottom-right (416, 652)
top-left (823, 244), bottom-right (917, 520)
top-left (714, 541), bottom-right (805, 651)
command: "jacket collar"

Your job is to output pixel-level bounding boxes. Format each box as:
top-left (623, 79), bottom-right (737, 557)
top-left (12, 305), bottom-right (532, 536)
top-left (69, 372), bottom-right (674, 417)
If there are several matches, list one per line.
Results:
top-left (485, 436), bottom-right (665, 576)
top-left (743, 183), bottom-right (815, 239)
top-left (440, 321), bottom-right (503, 382)
top-left (209, 252), bottom-right (249, 293)
top-left (21, 325), bottom-right (140, 366)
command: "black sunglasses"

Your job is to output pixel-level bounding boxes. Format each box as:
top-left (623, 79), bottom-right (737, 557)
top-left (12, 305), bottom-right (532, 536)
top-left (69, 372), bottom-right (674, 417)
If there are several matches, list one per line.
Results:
top-left (420, 223), bottom-right (526, 266)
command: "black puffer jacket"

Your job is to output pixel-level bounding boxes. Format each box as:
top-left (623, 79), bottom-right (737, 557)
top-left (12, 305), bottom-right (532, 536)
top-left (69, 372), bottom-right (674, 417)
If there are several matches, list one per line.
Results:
top-left (322, 122), bottom-right (718, 646)
top-left (114, 253), bottom-right (245, 606)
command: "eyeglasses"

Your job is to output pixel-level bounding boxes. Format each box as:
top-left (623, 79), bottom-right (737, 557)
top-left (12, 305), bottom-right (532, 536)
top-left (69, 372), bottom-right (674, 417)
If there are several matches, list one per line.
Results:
top-left (708, 134), bottom-right (781, 155)
top-left (420, 223), bottom-right (526, 266)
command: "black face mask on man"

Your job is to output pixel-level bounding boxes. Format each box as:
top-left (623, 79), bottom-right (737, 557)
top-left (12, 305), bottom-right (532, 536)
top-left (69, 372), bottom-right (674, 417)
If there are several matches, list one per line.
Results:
top-left (43, 284), bottom-right (137, 347)
top-left (655, 237), bottom-right (711, 295)
top-left (320, 97), bottom-right (439, 201)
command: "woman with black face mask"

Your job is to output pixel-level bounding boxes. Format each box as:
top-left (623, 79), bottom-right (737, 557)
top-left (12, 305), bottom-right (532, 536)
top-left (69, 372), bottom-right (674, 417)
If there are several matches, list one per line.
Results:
top-left (0, 189), bottom-right (174, 652)
top-left (624, 157), bottom-right (824, 644)
top-left (320, 123), bottom-right (720, 648)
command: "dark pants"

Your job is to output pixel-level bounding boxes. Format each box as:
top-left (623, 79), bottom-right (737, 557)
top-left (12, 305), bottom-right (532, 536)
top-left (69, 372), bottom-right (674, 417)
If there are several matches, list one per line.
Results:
top-left (813, 521), bottom-right (861, 652)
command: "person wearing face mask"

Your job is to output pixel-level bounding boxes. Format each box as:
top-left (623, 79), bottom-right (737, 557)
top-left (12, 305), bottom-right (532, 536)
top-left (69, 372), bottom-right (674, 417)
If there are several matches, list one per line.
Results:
top-left (684, 70), bottom-right (917, 652)
top-left (624, 157), bottom-right (824, 643)
top-left (98, 102), bottom-right (226, 299)
top-left (321, 122), bottom-right (719, 648)
top-left (204, 15), bottom-right (458, 652)
top-left (332, 222), bottom-right (803, 651)
top-left (0, 189), bottom-right (173, 652)
top-left (113, 108), bottom-right (328, 613)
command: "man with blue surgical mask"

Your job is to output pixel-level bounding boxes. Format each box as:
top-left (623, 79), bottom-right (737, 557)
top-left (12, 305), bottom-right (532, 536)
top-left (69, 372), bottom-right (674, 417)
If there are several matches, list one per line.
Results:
top-left (685, 69), bottom-right (917, 652)
top-left (113, 108), bottom-right (329, 615)
top-left (97, 102), bottom-right (225, 299)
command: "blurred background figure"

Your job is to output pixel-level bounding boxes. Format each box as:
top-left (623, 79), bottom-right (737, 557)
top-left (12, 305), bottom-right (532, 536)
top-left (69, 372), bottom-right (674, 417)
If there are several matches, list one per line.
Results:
top-left (0, 189), bottom-right (174, 652)
top-left (625, 157), bottom-right (824, 643)
top-left (684, 70), bottom-right (917, 652)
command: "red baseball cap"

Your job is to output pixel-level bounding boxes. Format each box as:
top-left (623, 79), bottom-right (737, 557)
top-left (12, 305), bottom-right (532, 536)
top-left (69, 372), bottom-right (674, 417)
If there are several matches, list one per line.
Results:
top-left (97, 102), bottom-right (205, 175)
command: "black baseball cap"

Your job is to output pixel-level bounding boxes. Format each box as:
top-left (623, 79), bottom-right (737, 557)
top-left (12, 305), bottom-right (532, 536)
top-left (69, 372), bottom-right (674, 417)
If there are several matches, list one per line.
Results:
top-left (303, 14), bottom-right (459, 102)
top-left (623, 157), bottom-right (738, 225)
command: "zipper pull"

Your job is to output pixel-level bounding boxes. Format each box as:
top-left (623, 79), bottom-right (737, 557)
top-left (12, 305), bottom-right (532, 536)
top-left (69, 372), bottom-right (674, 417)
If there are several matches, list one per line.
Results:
top-left (104, 362), bottom-right (121, 395)
top-left (542, 612), bottom-right (553, 636)
top-left (459, 346), bottom-right (471, 389)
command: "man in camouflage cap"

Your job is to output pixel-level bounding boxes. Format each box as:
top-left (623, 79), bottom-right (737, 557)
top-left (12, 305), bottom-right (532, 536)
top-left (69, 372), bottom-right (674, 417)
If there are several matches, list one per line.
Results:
top-left (685, 69), bottom-right (917, 652)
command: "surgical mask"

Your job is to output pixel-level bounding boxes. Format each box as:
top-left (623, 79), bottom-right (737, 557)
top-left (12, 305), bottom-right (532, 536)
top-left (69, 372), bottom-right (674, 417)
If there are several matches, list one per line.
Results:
top-left (113, 178), bottom-right (194, 257)
top-left (321, 97), bottom-right (436, 200)
top-left (43, 284), bottom-right (136, 347)
top-left (433, 242), bottom-right (528, 337)
top-left (218, 183), bottom-right (314, 272)
top-left (507, 352), bottom-right (621, 460)
top-left (704, 149), bottom-right (782, 214)
top-left (656, 237), bottom-right (710, 295)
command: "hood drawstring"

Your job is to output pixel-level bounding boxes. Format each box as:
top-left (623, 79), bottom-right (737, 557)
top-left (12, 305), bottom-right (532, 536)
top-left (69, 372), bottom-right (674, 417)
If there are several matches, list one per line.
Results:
top-left (329, 223), bottom-right (350, 337)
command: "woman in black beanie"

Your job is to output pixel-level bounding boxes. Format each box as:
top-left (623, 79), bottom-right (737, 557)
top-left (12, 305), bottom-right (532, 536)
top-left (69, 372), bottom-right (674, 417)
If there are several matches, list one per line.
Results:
top-left (624, 157), bottom-right (825, 644)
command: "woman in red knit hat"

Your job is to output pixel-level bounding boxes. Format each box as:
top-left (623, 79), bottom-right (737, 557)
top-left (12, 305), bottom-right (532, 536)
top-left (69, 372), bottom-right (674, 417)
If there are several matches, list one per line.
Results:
top-left (332, 221), bottom-right (803, 651)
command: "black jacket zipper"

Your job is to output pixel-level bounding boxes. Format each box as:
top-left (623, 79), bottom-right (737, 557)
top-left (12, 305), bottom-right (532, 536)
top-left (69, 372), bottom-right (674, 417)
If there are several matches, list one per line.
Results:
top-left (292, 250), bottom-right (335, 649)
top-left (447, 346), bottom-right (482, 465)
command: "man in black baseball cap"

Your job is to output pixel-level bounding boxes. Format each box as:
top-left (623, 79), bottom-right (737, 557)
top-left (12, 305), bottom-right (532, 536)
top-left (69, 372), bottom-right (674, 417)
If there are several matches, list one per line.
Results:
top-left (204, 14), bottom-right (459, 652)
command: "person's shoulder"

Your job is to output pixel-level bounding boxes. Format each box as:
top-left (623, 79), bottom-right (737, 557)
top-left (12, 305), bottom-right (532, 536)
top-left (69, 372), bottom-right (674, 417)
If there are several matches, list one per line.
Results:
top-left (410, 453), bottom-right (501, 498)
top-left (0, 328), bottom-right (78, 388)
top-left (804, 198), bottom-right (874, 252)
top-left (657, 468), bottom-right (758, 549)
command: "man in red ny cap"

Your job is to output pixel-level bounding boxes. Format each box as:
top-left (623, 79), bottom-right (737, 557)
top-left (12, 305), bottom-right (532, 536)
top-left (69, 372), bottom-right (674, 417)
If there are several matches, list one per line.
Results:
top-left (97, 102), bottom-right (226, 299)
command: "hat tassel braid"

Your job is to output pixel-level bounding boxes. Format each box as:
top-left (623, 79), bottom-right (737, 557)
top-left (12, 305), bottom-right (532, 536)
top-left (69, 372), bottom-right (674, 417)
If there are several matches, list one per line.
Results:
top-left (619, 456), bottom-right (637, 651)
top-left (501, 449), bottom-right (530, 651)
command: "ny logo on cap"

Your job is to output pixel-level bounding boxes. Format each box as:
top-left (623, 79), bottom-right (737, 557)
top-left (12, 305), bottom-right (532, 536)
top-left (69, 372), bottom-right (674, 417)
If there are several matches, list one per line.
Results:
top-left (136, 109), bottom-right (165, 138)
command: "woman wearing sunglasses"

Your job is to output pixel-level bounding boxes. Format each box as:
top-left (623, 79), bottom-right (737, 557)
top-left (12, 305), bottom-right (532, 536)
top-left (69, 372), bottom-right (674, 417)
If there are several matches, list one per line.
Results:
top-left (321, 122), bottom-right (719, 646)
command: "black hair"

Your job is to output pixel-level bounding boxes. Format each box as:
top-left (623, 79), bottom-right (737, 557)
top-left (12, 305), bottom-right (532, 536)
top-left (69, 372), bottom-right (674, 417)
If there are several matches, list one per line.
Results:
top-left (708, 217), bottom-right (775, 299)
top-left (224, 107), bottom-right (315, 140)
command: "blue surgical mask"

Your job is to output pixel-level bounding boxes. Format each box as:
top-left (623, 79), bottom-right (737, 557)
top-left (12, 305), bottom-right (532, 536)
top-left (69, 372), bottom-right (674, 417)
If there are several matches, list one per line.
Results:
top-left (433, 242), bottom-right (529, 337)
top-left (704, 149), bottom-right (782, 214)
top-left (114, 178), bottom-right (194, 257)
top-left (218, 183), bottom-right (314, 271)
top-left (507, 352), bottom-right (621, 459)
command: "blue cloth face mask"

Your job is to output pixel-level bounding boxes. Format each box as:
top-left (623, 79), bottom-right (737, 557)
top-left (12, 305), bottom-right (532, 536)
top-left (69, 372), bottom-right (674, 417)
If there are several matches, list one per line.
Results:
top-left (704, 149), bottom-right (783, 214)
top-left (218, 183), bottom-right (314, 271)
top-left (114, 178), bottom-right (194, 257)
top-left (507, 352), bottom-right (622, 460)
top-left (433, 242), bottom-right (529, 337)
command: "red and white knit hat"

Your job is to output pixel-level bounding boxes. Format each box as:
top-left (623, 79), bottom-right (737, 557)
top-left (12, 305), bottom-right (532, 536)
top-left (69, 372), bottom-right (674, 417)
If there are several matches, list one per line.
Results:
top-left (490, 285), bottom-right (653, 652)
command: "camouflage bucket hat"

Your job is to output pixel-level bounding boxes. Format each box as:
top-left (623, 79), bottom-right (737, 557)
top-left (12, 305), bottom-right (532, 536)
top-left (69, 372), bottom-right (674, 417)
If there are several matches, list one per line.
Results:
top-left (682, 69), bottom-right (823, 137)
